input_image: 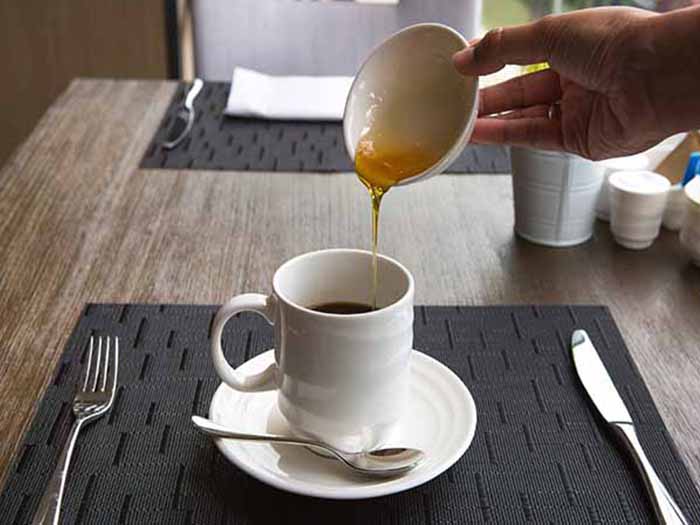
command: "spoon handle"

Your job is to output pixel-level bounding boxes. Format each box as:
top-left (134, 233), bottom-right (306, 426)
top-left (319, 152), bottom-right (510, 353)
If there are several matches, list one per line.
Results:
top-left (191, 416), bottom-right (334, 454)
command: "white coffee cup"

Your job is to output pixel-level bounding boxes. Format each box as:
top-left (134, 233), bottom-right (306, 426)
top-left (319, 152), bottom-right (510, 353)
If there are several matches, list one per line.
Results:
top-left (608, 170), bottom-right (670, 250)
top-left (210, 249), bottom-right (414, 452)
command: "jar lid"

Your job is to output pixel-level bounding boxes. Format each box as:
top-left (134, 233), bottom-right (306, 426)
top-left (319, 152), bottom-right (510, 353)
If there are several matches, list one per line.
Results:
top-left (608, 170), bottom-right (671, 195)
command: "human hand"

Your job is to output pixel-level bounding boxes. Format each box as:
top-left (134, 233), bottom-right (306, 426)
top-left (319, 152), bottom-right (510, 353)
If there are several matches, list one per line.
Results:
top-left (452, 7), bottom-right (697, 160)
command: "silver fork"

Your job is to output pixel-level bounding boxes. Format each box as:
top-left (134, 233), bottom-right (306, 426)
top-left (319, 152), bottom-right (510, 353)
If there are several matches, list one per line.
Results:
top-left (32, 336), bottom-right (119, 525)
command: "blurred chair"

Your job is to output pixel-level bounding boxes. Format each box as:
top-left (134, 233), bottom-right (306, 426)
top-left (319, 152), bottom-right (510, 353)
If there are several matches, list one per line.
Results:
top-left (191, 0), bottom-right (482, 79)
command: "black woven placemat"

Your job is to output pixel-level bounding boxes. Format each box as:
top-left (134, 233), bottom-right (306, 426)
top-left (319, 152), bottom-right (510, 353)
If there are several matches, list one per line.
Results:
top-left (2, 305), bottom-right (698, 524)
top-left (139, 82), bottom-right (511, 173)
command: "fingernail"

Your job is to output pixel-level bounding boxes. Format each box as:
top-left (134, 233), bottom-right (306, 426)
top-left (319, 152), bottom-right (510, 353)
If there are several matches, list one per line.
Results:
top-left (452, 47), bottom-right (474, 71)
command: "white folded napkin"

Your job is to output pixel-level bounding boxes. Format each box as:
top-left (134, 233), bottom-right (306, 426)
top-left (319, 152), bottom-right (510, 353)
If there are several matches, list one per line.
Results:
top-left (224, 67), bottom-right (354, 121)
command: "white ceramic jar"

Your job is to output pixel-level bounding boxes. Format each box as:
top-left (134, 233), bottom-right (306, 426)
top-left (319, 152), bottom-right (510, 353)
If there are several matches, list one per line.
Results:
top-left (511, 147), bottom-right (605, 247)
top-left (595, 154), bottom-right (650, 221)
top-left (608, 171), bottom-right (670, 250)
top-left (680, 177), bottom-right (700, 265)
top-left (662, 184), bottom-right (688, 231)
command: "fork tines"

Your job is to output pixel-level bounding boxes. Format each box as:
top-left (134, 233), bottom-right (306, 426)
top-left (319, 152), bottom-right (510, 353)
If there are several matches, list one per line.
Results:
top-left (81, 336), bottom-right (119, 398)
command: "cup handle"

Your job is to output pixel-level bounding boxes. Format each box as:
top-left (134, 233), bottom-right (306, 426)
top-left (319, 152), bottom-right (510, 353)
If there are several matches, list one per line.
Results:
top-left (211, 293), bottom-right (277, 392)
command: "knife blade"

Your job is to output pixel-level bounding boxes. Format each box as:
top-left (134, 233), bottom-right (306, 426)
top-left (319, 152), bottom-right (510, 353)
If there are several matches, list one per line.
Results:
top-left (571, 329), bottom-right (632, 424)
top-left (571, 329), bottom-right (688, 525)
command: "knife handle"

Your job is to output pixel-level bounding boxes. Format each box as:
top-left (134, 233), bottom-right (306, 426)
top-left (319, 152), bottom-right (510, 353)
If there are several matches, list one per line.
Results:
top-left (185, 78), bottom-right (203, 110)
top-left (612, 422), bottom-right (689, 525)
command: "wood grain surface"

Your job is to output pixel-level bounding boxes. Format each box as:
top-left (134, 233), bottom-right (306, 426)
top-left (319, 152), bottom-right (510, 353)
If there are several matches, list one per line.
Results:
top-left (1, 79), bottom-right (700, 492)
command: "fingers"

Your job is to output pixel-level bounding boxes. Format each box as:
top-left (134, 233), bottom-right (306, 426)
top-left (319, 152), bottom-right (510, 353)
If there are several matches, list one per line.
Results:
top-left (496, 105), bottom-right (550, 120)
top-left (453, 23), bottom-right (550, 76)
top-left (479, 70), bottom-right (562, 116)
top-left (471, 117), bottom-right (563, 151)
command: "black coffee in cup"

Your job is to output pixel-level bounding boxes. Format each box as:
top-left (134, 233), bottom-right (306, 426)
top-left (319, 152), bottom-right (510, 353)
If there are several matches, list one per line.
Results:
top-left (310, 302), bottom-right (374, 315)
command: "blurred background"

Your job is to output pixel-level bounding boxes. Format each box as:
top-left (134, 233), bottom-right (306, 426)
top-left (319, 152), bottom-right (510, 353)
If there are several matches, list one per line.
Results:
top-left (1, 0), bottom-right (696, 166)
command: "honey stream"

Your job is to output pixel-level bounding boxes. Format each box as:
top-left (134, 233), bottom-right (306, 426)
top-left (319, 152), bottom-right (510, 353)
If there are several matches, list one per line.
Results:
top-left (354, 135), bottom-right (442, 309)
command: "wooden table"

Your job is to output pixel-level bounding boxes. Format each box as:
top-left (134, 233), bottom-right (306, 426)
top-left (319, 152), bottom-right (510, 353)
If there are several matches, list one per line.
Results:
top-left (1, 79), bottom-right (699, 492)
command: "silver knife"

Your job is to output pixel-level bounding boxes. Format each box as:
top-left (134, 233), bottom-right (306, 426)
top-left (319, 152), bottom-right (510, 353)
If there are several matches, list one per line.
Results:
top-left (162, 78), bottom-right (204, 150)
top-left (572, 330), bottom-right (689, 524)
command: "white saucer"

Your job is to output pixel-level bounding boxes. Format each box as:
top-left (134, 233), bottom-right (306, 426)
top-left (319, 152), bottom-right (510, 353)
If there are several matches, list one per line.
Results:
top-left (208, 350), bottom-right (477, 500)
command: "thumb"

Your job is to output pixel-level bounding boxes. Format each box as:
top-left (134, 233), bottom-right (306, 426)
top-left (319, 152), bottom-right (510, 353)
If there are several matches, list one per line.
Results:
top-left (453, 23), bottom-right (550, 76)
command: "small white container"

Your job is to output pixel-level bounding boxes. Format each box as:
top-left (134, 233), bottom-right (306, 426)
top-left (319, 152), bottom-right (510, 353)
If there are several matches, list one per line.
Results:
top-left (595, 153), bottom-right (650, 221)
top-left (511, 147), bottom-right (605, 247)
top-left (608, 170), bottom-right (670, 250)
top-left (662, 184), bottom-right (687, 231)
top-left (680, 177), bottom-right (700, 266)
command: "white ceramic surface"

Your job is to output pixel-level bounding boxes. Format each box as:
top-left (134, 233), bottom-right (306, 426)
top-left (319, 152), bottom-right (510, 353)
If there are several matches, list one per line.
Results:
top-left (595, 154), bottom-right (650, 221)
top-left (680, 177), bottom-right (700, 266)
top-left (343, 23), bottom-right (478, 186)
top-left (210, 249), bottom-right (414, 452)
top-left (511, 147), bottom-right (605, 247)
top-left (644, 132), bottom-right (688, 170)
top-left (209, 349), bottom-right (477, 500)
top-left (662, 184), bottom-right (687, 231)
top-left (608, 170), bottom-right (670, 250)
